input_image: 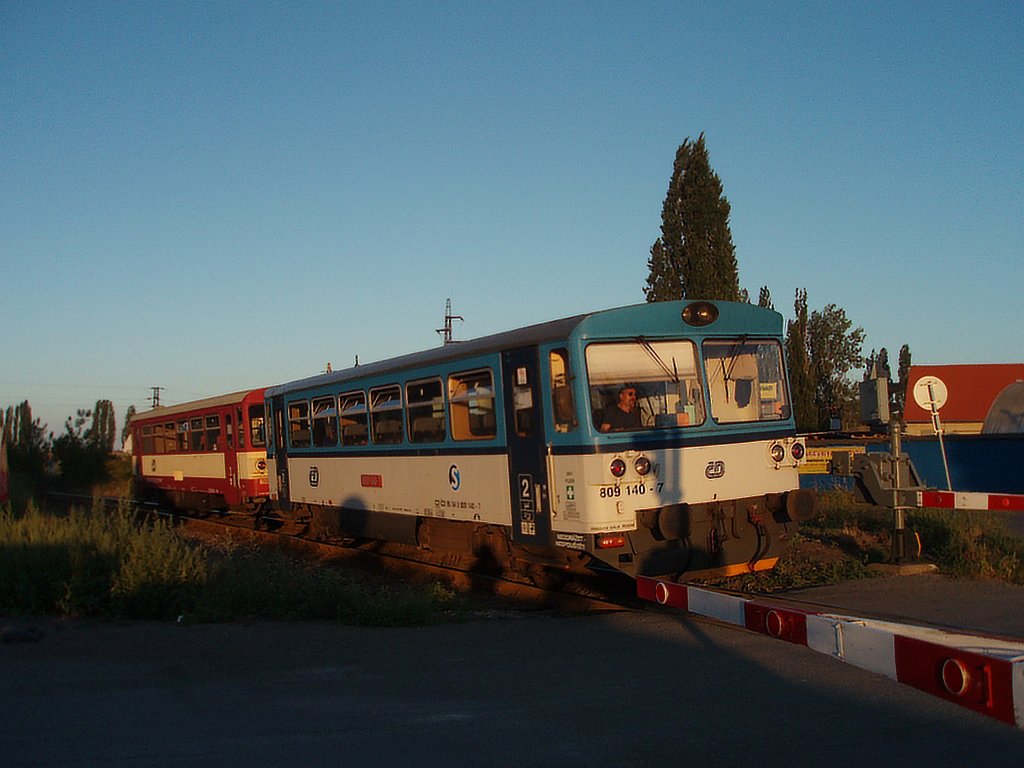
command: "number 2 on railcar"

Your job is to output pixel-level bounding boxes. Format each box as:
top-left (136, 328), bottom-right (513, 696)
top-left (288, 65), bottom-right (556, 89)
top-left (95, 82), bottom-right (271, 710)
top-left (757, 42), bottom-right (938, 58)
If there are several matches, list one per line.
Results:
top-left (263, 301), bottom-right (812, 580)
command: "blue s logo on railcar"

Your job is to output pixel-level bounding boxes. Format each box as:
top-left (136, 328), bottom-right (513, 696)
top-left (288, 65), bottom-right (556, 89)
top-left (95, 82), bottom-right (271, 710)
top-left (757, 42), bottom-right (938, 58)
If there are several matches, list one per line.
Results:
top-left (448, 464), bottom-right (461, 492)
top-left (705, 460), bottom-right (725, 479)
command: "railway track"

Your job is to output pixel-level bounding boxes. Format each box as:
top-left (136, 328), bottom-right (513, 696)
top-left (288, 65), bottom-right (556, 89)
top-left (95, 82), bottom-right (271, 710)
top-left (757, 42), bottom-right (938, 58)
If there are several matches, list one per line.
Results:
top-left (171, 512), bottom-right (637, 615)
top-left (42, 492), bottom-right (636, 615)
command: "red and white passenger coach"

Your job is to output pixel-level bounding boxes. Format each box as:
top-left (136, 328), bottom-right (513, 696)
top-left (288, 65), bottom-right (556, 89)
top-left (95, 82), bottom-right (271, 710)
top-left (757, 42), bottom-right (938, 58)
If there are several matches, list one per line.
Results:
top-left (129, 388), bottom-right (269, 512)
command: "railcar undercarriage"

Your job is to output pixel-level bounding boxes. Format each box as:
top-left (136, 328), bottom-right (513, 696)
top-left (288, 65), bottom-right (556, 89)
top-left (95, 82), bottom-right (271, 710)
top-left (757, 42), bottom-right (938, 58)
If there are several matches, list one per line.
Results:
top-left (603, 488), bottom-right (817, 579)
top-left (234, 489), bottom-right (815, 583)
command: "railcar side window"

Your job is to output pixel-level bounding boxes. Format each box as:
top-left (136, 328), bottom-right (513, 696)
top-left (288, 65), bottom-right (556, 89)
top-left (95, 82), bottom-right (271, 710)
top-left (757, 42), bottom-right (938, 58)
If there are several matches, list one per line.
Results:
top-left (141, 425), bottom-right (154, 454)
top-left (703, 339), bottom-right (791, 423)
top-left (370, 386), bottom-right (404, 444)
top-left (177, 420), bottom-right (189, 451)
top-left (288, 401), bottom-right (312, 447)
top-left (339, 391), bottom-right (369, 446)
top-left (448, 370), bottom-right (496, 440)
top-left (549, 348), bottom-right (576, 433)
top-left (512, 367), bottom-right (534, 437)
top-left (585, 340), bottom-right (705, 432)
top-left (190, 417), bottom-right (205, 451)
top-left (226, 413), bottom-right (234, 449)
top-left (206, 415), bottom-right (220, 451)
top-left (312, 396), bottom-right (339, 447)
top-left (249, 405), bottom-right (266, 447)
top-left (407, 378), bottom-right (446, 443)
top-left (163, 422), bottom-right (174, 453)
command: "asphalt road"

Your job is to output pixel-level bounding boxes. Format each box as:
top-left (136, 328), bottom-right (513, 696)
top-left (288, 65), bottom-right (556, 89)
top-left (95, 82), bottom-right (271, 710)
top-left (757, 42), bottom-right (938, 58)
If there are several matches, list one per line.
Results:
top-left (2, 575), bottom-right (1024, 767)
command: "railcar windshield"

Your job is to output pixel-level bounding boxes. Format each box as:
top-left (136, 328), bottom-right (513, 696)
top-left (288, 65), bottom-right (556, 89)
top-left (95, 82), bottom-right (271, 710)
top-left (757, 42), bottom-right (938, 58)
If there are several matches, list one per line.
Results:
top-left (703, 338), bottom-right (790, 423)
top-left (586, 340), bottom-right (706, 432)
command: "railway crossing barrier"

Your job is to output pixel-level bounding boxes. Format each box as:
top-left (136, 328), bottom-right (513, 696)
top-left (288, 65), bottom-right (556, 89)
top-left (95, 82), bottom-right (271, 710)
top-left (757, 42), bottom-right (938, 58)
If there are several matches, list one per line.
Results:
top-left (647, 407), bottom-right (1024, 724)
top-left (830, 422), bottom-right (1024, 561)
top-left (637, 576), bottom-right (1024, 728)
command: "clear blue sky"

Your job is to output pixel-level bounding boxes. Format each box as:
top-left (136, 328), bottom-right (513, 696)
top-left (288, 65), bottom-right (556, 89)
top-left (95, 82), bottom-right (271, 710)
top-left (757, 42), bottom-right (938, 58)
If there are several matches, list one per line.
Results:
top-left (2, 2), bottom-right (1022, 438)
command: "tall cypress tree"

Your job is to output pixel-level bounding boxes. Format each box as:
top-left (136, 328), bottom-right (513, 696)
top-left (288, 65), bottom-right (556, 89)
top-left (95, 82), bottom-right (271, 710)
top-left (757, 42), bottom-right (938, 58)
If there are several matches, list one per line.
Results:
top-left (895, 344), bottom-right (912, 414)
top-left (645, 134), bottom-right (741, 302)
top-left (89, 399), bottom-right (117, 453)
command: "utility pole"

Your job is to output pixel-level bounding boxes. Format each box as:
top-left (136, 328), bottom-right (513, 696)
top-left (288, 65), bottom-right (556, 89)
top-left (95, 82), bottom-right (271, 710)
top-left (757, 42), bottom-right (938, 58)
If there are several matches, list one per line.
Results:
top-left (436, 298), bottom-right (464, 345)
top-left (150, 386), bottom-right (163, 409)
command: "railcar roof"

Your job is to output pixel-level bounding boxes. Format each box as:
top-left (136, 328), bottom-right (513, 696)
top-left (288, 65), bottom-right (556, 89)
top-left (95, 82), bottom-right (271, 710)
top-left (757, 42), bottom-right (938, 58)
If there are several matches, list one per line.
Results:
top-left (129, 389), bottom-right (262, 423)
top-left (264, 299), bottom-right (783, 399)
top-left (266, 312), bottom-right (591, 397)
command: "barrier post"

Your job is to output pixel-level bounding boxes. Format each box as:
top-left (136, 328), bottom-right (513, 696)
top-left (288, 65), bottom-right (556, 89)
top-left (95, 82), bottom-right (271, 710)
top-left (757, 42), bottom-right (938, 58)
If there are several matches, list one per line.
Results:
top-left (889, 414), bottom-right (908, 562)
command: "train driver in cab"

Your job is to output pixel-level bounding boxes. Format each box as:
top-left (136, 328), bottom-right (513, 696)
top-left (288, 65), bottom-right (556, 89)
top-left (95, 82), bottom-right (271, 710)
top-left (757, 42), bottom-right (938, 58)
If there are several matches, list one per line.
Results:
top-left (600, 385), bottom-right (641, 432)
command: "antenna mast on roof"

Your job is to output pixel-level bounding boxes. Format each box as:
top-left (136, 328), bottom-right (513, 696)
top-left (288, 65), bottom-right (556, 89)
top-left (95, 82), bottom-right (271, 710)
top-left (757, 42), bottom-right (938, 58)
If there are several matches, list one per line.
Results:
top-left (436, 298), bottom-right (464, 346)
top-left (150, 386), bottom-right (163, 409)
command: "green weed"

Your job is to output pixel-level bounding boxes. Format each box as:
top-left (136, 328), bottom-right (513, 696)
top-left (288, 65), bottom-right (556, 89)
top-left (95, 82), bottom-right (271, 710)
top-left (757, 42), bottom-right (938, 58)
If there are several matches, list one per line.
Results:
top-left (710, 490), bottom-right (1024, 592)
top-left (0, 500), bottom-right (460, 624)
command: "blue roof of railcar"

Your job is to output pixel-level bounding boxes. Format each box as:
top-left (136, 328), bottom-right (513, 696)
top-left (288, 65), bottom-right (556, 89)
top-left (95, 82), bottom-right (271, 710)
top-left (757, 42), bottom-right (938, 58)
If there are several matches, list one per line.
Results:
top-left (265, 300), bottom-right (784, 398)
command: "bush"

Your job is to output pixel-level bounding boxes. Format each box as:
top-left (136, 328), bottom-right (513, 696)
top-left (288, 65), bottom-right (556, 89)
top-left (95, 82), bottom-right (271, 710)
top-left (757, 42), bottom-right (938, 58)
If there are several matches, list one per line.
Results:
top-left (0, 500), bottom-right (204, 618)
top-left (908, 508), bottom-right (1024, 583)
top-left (711, 490), bottom-right (1024, 592)
top-left (0, 500), bottom-right (458, 624)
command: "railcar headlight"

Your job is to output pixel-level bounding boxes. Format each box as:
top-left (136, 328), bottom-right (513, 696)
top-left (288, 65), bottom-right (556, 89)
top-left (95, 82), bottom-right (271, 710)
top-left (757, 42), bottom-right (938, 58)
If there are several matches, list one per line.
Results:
top-left (681, 301), bottom-right (718, 327)
top-left (634, 456), bottom-right (652, 476)
top-left (769, 443), bottom-right (786, 463)
top-left (610, 458), bottom-right (627, 478)
top-left (791, 442), bottom-right (805, 461)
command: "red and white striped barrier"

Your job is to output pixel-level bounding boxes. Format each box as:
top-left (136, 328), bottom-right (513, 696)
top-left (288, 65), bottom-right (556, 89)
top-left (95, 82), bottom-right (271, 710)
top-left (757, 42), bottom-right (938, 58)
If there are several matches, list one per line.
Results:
top-left (637, 576), bottom-right (1024, 728)
top-left (916, 490), bottom-right (1024, 513)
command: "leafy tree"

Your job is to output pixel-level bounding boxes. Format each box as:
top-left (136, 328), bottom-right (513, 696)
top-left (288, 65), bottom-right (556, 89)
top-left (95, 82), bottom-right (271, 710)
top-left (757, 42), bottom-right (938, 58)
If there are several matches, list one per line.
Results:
top-left (645, 134), bottom-right (741, 302)
top-left (758, 285), bottom-right (773, 309)
top-left (807, 303), bottom-right (865, 430)
top-left (785, 290), bottom-right (816, 431)
top-left (785, 291), bottom-right (865, 431)
top-left (122, 405), bottom-right (137, 448)
top-left (51, 408), bottom-right (107, 488)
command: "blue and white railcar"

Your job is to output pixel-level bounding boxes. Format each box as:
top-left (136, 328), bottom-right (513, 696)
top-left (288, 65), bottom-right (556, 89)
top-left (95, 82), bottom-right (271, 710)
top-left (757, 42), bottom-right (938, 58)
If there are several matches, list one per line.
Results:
top-left (263, 300), bottom-right (811, 579)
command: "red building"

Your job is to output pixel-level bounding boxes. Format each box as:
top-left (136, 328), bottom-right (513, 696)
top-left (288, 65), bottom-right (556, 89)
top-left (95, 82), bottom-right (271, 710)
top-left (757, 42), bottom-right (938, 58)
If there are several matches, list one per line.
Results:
top-left (903, 364), bottom-right (1024, 435)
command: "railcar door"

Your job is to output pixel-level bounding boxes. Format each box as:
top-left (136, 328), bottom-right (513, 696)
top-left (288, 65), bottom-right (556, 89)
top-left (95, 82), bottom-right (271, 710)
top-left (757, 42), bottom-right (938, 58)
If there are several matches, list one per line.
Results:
top-left (223, 407), bottom-right (239, 504)
top-left (271, 394), bottom-right (292, 512)
top-left (502, 347), bottom-right (551, 546)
